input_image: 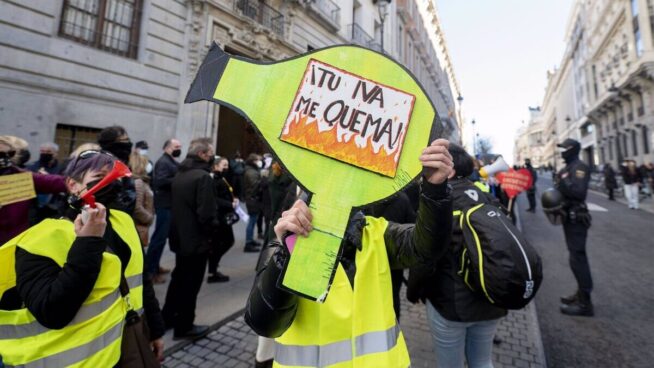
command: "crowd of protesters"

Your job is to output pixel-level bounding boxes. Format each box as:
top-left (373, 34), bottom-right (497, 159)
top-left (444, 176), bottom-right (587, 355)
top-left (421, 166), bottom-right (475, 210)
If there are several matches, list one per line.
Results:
top-left (1, 125), bottom-right (652, 367)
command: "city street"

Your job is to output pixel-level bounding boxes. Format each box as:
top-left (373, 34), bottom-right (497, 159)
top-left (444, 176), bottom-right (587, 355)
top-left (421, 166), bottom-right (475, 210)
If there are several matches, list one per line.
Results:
top-left (523, 175), bottom-right (654, 368)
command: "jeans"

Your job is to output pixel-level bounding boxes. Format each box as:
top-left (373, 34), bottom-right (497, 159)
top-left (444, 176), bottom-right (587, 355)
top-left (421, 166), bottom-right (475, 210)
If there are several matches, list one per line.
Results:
top-left (426, 301), bottom-right (499, 368)
top-left (624, 184), bottom-right (640, 209)
top-left (246, 212), bottom-right (259, 244)
top-left (145, 207), bottom-right (172, 276)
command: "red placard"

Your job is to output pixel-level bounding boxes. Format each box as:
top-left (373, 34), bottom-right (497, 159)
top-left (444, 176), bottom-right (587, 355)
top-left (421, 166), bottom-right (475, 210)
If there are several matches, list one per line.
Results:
top-left (496, 169), bottom-right (534, 199)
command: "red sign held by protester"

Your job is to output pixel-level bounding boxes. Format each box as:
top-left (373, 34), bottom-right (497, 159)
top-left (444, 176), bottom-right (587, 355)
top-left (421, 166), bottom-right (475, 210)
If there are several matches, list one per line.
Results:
top-left (496, 169), bottom-right (534, 199)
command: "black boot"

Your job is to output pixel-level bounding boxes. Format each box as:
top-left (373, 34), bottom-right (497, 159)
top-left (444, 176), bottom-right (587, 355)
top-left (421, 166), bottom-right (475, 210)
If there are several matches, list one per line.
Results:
top-left (560, 292), bottom-right (594, 317)
top-left (560, 290), bottom-right (579, 305)
top-left (255, 359), bottom-right (273, 368)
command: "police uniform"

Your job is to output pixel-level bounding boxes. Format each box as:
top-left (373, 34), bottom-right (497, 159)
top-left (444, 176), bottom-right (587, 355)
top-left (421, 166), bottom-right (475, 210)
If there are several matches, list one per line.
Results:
top-left (555, 138), bottom-right (594, 316)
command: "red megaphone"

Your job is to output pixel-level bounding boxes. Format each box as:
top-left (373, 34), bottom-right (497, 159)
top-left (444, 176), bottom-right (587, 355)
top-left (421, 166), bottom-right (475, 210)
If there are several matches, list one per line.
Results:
top-left (80, 160), bottom-right (132, 208)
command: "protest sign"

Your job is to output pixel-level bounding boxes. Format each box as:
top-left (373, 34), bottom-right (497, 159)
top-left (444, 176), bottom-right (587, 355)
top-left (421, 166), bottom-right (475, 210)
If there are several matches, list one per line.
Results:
top-left (497, 169), bottom-right (534, 199)
top-left (0, 172), bottom-right (36, 206)
top-left (185, 43), bottom-right (441, 301)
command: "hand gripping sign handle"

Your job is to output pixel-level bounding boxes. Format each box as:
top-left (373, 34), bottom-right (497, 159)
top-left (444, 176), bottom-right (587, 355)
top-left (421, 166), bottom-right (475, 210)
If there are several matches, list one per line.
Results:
top-left (279, 195), bottom-right (351, 302)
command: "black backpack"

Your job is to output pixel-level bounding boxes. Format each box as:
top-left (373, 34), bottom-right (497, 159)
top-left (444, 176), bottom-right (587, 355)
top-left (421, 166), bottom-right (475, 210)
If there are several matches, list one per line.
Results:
top-left (454, 187), bottom-right (543, 310)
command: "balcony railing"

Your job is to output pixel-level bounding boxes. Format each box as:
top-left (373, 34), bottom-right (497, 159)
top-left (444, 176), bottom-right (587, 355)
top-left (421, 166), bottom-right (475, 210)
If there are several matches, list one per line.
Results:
top-left (348, 23), bottom-right (378, 50)
top-left (235, 0), bottom-right (285, 37)
top-left (307, 0), bottom-right (340, 30)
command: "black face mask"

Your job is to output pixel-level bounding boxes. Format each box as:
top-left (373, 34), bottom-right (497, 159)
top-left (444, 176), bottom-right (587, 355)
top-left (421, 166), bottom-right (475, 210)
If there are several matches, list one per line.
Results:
top-left (17, 149), bottom-right (31, 167)
top-left (85, 178), bottom-right (122, 206)
top-left (172, 149), bottom-right (182, 158)
top-left (104, 141), bottom-right (133, 163)
top-left (39, 153), bottom-right (54, 165)
top-left (561, 146), bottom-right (580, 164)
top-left (0, 151), bottom-right (15, 169)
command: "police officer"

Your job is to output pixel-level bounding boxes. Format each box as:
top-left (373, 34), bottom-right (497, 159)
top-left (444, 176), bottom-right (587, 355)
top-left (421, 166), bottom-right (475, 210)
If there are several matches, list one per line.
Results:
top-left (555, 138), bottom-right (594, 317)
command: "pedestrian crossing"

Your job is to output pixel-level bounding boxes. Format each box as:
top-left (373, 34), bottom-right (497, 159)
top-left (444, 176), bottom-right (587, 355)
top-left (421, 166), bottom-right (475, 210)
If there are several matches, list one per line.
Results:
top-left (586, 203), bottom-right (608, 212)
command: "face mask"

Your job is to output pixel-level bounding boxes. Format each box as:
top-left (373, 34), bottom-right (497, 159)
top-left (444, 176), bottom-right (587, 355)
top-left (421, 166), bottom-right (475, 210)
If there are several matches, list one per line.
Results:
top-left (256, 160), bottom-right (263, 169)
top-left (172, 149), bottom-right (182, 158)
top-left (39, 153), bottom-right (54, 165)
top-left (17, 149), bottom-right (31, 167)
top-left (146, 162), bottom-right (153, 174)
top-left (0, 156), bottom-right (11, 169)
top-left (0, 151), bottom-right (15, 169)
top-left (560, 146), bottom-right (580, 163)
top-left (138, 149), bottom-right (148, 156)
top-left (85, 178), bottom-right (122, 206)
top-left (105, 141), bottom-right (133, 163)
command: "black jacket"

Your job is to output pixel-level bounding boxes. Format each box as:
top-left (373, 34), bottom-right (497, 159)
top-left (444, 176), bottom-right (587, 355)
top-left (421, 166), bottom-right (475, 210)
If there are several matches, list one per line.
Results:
top-left (212, 173), bottom-right (234, 218)
top-left (9, 211), bottom-right (165, 339)
top-left (603, 166), bottom-right (618, 189)
top-left (526, 164), bottom-right (538, 193)
top-left (169, 156), bottom-right (216, 255)
top-left (153, 153), bottom-right (180, 209)
top-left (407, 178), bottom-right (507, 322)
top-left (621, 166), bottom-right (643, 185)
top-left (245, 180), bottom-right (453, 338)
top-left (556, 157), bottom-right (590, 205)
top-left (244, 163), bottom-right (263, 214)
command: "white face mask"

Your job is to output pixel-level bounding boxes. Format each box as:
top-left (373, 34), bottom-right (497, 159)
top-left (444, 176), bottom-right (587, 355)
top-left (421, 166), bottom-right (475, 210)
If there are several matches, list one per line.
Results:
top-left (256, 160), bottom-right (263, 169)
top-left (139, 149), bottom-right (149, 156)
top-left (146, 162), bottom-right (153, 174)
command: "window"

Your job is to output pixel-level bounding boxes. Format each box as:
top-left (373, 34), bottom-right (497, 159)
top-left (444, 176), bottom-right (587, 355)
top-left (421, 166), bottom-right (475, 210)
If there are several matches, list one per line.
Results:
top-left (632, 130), bottom-right (639, 155)
top-left (609, 137), bottom-right (614, 160)
top-left (623, 133), bottom-right (629, 156)
top-left (54, 124), bottom-right (102, 160)
top-left (643, 125), bottom-right (650, 154)
top-left (632, 0), bottom-right (644, 56)
top-left (592, 65), bottom-right (599, 99)
top-left (398, 25), bottom-right (403, 58)
top-left (59, 0), bottom-right (143, 58)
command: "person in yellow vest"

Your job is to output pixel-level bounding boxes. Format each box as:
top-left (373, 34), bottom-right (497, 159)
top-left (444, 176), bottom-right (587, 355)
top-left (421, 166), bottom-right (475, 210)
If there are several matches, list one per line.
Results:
top-left (245, 138), bottom-right (454, 368)
top-left (0, 150), bottom-right (165, 367)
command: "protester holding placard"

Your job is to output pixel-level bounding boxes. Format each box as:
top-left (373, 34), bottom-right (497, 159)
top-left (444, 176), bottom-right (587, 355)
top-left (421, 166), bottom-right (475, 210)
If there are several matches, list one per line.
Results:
top-left (0, 137), bottom-right (66, 245)
top-left (245, 139), bottom-right (453, 368)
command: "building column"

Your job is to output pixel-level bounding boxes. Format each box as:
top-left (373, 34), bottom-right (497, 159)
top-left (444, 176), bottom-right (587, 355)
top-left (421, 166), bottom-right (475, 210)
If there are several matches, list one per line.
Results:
top-left (637, 0), bottom-right (654, 53)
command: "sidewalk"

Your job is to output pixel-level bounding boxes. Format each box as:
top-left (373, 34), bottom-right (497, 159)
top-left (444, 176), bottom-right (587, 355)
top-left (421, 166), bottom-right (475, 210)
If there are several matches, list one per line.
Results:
top-left (160, 201), bottom-right (547, 367)
top-left (589, 189), bottom-right (654, 214)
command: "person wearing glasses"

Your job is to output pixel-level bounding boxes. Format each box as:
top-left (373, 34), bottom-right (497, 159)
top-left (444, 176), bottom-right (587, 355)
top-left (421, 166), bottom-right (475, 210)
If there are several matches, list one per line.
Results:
top-left (0, 136), bottom-right (66, 245)
top-left (0, 149), bottom-right (165, 367)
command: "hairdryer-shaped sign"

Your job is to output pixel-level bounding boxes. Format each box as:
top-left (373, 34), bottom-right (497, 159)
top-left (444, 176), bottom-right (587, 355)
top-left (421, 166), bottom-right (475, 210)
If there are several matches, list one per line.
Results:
top-left (186, 43), bottom-right (443, 301)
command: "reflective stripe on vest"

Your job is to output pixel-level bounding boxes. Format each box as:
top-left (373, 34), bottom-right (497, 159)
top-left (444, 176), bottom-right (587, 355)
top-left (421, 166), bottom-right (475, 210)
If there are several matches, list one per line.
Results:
top-left (0, 210), bottom-right (144, 367)
top-left (4, 318), bottom-right (123, 368)
top-left (275, 323), bottom-right (401, 367)
top-left (274, 216), bottom-right (410, 368)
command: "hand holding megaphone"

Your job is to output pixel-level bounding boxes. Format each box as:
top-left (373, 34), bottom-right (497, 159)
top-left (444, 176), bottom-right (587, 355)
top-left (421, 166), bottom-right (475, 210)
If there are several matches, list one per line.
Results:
top-left (74, 203), bottom-right (107, 238)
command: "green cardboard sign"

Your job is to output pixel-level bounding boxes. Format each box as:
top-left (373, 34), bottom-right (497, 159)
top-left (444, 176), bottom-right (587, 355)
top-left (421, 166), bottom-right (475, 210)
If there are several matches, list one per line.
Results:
top-left (186, 42), bottom-right (443, 301)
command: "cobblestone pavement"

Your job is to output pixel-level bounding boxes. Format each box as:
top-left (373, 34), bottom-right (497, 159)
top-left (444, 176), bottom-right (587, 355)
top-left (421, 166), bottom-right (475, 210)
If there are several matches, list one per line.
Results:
top-left (163, 291), bottom-right (545, 367)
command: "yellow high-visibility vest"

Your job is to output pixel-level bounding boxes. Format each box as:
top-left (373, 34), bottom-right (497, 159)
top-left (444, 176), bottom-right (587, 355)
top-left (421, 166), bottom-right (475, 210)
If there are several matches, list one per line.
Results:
top-left (274, 216), bottom-right (410, 368)
top-left (0, 210), bottom-right (144, 367)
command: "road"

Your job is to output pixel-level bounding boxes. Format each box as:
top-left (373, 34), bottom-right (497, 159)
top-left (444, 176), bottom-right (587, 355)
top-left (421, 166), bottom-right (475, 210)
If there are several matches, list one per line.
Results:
top-left (520, 174), bottom-right (654, 368)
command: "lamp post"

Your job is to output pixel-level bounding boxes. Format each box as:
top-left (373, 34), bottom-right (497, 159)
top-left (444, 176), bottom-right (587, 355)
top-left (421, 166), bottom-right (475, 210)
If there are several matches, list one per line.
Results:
top-left (374, 0), bottom-right (391, 53)
top-left (471, 119), bottom-right (477, 156)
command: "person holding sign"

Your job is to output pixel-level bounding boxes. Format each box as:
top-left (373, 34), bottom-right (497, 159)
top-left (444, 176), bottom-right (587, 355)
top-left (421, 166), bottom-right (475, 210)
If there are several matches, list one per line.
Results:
top-left (0, 150), bottom-right (165, 366)
top-left (245, 139), bottom-right (453, 368)
top-left (0, 137), bottom-right (66, 245)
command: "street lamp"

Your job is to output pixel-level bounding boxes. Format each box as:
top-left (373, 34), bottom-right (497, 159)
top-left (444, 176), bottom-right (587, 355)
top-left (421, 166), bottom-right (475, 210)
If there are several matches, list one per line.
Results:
top-left (374, 0), bottom-right (391, 53)
top-left (471, 119), bottom-right (477, 156)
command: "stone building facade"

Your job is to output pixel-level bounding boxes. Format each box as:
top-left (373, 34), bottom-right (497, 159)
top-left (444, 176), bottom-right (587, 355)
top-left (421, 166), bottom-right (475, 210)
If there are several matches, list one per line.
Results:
top-left (0, 0), bottom-right (462, 160)
top-left (524, 0), bottom-right (654, 171)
